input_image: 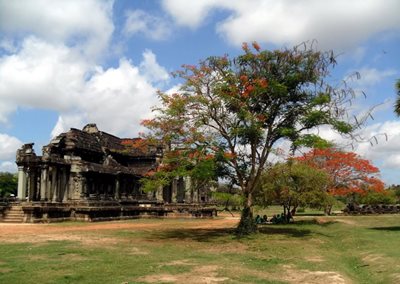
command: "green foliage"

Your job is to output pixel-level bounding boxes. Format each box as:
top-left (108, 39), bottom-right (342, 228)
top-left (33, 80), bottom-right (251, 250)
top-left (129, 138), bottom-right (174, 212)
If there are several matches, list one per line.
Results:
top-left (386, 184), bottom-right (400, 202)
top-left (395, 79), bottom-right (400, 116)
top-left (212, 191), bottom-right (244, 209)
top-left (0, 172), bottom-right (17, 197)
top-left (256, 161), bottom-right (330, 212)
top-left (292, 134), bottom-right (333, 149)
top-left (358, 190), bottom-right (397, 205)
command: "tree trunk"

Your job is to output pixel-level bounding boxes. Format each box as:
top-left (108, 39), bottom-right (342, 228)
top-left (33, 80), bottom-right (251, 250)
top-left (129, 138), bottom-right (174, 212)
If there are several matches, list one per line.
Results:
top-left (324, 204), bottom-right (333, 216)
top-left (236, 191), bottom-right (257, 236)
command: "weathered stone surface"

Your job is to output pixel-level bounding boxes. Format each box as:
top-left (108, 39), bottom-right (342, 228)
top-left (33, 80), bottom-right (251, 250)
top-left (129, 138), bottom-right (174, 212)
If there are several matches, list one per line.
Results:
top-left (9, 123), bottom-right (216, 223)
top-left (343, 203), bottom-right (400, 214)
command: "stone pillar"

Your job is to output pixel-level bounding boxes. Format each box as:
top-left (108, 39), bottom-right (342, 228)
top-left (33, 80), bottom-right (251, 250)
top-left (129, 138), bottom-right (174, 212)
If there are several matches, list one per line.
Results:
top-left (115, 177), bottom-right (120, 200)
top-left (184, 177), bottom-right (192, 203)
top-left (27, 168), bottom-right (36, 202)
top-left (46, 167), bottom-right (52, 200)
top-left (61, 168), bottom-right (69, 202)
top-left (155, 186), bottom-right (163, 201)
top-left (51, 167), bottom-right (58, 202)
top-left (17, 166), bottom-right (27, 201)
top-left (40, 166), bottom-right (49, 201)
top-left (171, 178), bottom-right (178, 203)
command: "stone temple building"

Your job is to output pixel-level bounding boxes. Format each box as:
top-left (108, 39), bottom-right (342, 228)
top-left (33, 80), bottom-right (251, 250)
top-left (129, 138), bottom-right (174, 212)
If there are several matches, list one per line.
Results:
top-left (1, 124), bottom-right (215, 223)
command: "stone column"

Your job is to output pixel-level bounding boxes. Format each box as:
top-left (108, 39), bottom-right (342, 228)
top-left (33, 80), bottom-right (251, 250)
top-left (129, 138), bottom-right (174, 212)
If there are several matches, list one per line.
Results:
top-left (40, 166), bottom-right (49, 201)
top-left (184, 177), bottom-right (192, 203)
top-left (51, 167), bottom-right (58, 202)
top-left (171, 178), bottom-right (178, 203)
top-left (27, 168), bottom-right (36, 202)
top-left (115, 177), bottom-right (120, 200)
top-left (155, 185), bottom-right (163, 201)
top-left (17, 166), bottom-right (27, 201)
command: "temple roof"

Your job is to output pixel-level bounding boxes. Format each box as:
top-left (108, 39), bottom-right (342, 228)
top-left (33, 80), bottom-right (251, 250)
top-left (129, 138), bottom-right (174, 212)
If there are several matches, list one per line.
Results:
top-left (48, 123), bottom-right (159, 158)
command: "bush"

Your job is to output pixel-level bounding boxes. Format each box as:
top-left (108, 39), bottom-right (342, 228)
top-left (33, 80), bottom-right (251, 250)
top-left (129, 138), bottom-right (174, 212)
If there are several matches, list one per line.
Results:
top-left (359, 190), bottom-right (397, 205)
top-left (0, 172), bottom-right (18, 198)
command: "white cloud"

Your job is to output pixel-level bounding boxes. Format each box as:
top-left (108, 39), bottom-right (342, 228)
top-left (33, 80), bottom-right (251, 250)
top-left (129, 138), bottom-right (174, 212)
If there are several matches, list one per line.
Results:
top-left (0, 36), bottom-right (88, 118)
top-left (162, 0), bottom-right (400, 50)
top-left (0, 134), bottom-right (22, 160)
top-left (0, 37), bottom-right (168, 139)
top-left (139, 49), bottom-right (170, 84)
top-left (51, 57), bottom-right (163, 137)
top-left (123, 10), bottom-right (171, 40)
top-left (354, 68), bottom-right (397, 87)
top-left (162, 0), bottom-right (218, 29)
top-left (0, 0), bottom-right (114, 58)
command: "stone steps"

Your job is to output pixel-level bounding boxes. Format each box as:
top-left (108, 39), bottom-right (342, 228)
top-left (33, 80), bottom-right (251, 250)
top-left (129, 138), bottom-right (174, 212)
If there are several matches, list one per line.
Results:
top-left (2, 206), bottom-right (24, 223)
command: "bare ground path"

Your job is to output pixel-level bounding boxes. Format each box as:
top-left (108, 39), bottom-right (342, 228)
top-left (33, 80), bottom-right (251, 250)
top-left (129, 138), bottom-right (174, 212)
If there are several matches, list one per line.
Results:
top-left (0, 217), bottom-right (240, 243)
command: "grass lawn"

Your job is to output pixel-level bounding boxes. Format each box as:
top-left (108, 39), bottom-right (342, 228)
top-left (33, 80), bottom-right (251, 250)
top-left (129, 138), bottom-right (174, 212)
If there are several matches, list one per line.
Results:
top-left (0, 214), bottom-right (399, 283)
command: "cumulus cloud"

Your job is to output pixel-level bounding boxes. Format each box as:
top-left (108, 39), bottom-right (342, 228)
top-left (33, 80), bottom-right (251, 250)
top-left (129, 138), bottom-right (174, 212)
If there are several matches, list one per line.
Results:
top-left (0, 134), bottom-right (22, 160)
top-left (162, 0), bottom-right (400, 49)
top-left (0, 0), bottom-right (114, 58)
top-left (123, 9), bottom-right (172, 40)
top-left (0, 35), bottom-right (168, 138)
top-left (0, 0), bottom-right (174, 140)
top-left (51, 55), bottom-right (167, 137)
top-left (139, 49), bottom-right (170, 84)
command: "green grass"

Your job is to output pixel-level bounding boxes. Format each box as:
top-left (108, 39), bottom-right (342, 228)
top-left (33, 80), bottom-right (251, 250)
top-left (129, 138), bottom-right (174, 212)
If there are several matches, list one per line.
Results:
top-left (0, 215), bottom-right (399, 283)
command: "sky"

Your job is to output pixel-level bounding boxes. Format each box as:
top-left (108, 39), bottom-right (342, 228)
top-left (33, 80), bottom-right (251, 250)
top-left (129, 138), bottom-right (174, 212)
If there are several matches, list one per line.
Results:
top-left (0, 0), bottom-right (399, 185)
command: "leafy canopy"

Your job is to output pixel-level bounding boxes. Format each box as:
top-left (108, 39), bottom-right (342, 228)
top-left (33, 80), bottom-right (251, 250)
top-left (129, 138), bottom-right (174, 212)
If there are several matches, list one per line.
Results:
top-left (143, 43), bottom-right (354, 190)
top-left (0, 172), bottom-right (17, 198)
top-left (256, 161), bottom-right (330, 212)
top-left (142, 42), bottom-right (358, 234)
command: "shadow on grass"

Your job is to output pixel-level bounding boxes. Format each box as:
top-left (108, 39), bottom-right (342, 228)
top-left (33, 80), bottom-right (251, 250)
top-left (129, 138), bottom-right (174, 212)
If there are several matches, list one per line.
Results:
top-left (257, 226), bottom-right (311, 237)
top-left (369, 226), bottom-right (400, 231)
top-left (295, 213), bottom-right (325, 216)
top-left (294, 219), bottom-right (338, 226)
top-left (148, 225), bottom-right (318, 242)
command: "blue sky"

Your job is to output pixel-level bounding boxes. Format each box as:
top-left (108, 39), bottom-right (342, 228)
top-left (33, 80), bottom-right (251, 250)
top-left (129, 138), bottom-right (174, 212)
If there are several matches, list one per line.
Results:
top-left (0, 0), bottom-right (399, 184)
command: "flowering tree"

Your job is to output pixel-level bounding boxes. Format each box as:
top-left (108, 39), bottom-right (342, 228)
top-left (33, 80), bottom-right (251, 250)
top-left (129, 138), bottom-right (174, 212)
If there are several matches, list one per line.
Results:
top-left (297, 148), bottom-right (384, 213)
top-left (142, 43), bottom-right (358, 235)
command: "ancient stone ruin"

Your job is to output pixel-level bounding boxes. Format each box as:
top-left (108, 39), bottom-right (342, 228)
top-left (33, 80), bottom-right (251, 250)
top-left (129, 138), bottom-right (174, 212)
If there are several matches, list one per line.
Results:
top-left (343, 203), bottom-right (400, 214)
top-left (0, 124), bottom-right (216, 222)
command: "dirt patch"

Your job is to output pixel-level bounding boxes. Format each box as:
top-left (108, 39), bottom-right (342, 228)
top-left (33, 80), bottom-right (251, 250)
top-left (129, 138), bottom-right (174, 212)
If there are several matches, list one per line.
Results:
top-left (138, 264), bottom-right (229, 283)
top-left (362, 253), bottom-right (385, 263)
top-left (392, 273), bottom-right (400, 281)
top-left (279, 265), bottom-right (348, 284)
top-left (0, 219), bottom-right (238, 239)
top-left (334, 218), bottom-right (358, 226)
top-left (165, 259), bottom-right (193, 266)
top-left (0, 268), bottom-right (12, 273)
top-left (305, 255), bottom-right (325, 262)
top-left (127, 247), bottom-right (149, 255)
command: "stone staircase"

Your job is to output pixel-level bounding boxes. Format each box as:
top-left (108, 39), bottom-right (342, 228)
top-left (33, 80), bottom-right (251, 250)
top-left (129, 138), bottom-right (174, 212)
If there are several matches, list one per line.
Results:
top-left (2, 205), bottom-right (24, 223)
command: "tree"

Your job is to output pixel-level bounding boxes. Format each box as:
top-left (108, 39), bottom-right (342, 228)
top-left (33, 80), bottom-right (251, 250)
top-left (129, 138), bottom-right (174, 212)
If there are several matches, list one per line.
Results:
top-left (386, 184), bottom-right (400, 203)
top-left (297, 148), bottom-right (384, 213)
top-left (358, 190), bottom-right (396, 205)
top-left (142, 42), bottom-right (358, 235)
top-left (395, 79), bottom-right (400, 116)
top-left (256, 161), bottom-right (330, 221)
top-left (0, 172), bottom-right (17, 198)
